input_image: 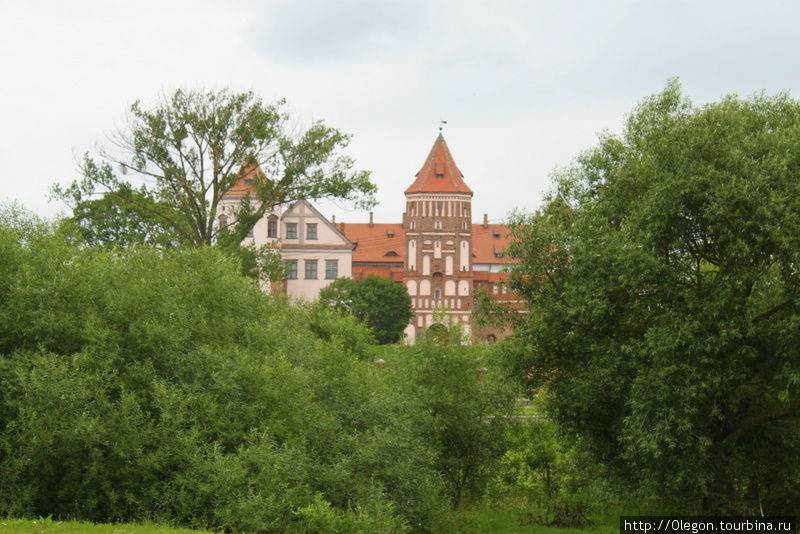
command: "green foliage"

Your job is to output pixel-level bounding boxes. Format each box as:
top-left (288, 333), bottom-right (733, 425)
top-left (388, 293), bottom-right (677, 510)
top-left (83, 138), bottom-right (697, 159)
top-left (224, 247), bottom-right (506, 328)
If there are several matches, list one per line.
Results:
top-left (58, 181), bottom-right (183, 249)
top-left (320, 275), bottom-right (413, 344)
top-left (53, 88), bottom-right (376, 251)
top-left (0, 208), bottom-right (460, 533)
top-left (0, 518), bottom-right (203, 533)
top-left (505, 80), bottom-right (800, 513)
top-left (488, 418), bottom-right (610, 527)
top-left (384, 343), bottom-right (516, 508)
top-left (425, 306), bottom-right (469, 345)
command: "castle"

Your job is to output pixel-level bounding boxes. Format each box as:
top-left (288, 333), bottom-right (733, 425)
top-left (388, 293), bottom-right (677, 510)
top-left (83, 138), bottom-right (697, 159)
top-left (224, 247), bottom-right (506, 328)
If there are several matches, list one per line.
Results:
top-left (220, 134), bottom-right (514, 343)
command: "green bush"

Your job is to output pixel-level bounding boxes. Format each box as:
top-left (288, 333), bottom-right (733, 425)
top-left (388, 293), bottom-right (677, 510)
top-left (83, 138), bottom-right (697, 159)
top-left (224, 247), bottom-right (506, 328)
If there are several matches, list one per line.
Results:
top-left (383, 342), bottom-right (516, 509)
top-left (486, 420), bottom-right (610, 526)
top-left (0, 209), bottom-right (458, 533)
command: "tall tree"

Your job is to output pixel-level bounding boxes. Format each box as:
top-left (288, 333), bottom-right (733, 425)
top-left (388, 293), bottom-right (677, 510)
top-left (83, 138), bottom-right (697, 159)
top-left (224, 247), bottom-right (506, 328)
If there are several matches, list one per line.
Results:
top-left (54, 89), bottom-right (376, 248)
top-left (506, 80), bottom-right (800, 513)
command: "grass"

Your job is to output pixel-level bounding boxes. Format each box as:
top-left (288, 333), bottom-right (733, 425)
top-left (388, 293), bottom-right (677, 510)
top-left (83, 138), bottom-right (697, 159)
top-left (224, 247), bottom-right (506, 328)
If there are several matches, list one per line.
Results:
top-left (468, 507), bottom-right (618, 534)
top-left (0, 518), bottom-right (202, 534)
top-left (2, 510), bottom-right (622, 534)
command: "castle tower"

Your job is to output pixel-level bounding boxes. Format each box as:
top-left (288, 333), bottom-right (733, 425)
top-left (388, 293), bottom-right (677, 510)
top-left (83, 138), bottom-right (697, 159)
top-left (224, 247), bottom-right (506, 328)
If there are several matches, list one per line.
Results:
top-left (402, 134), bottom-right (474, 340)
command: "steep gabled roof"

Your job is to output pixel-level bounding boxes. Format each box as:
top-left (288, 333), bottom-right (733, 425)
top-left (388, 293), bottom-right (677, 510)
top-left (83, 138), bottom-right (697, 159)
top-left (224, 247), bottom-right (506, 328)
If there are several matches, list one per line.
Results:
top-left (222, 163), bottom-right (262, 196)
top-left (405, 134), bottom-right (473, 195)
top-left (283, 199), bottom-right (355, 248)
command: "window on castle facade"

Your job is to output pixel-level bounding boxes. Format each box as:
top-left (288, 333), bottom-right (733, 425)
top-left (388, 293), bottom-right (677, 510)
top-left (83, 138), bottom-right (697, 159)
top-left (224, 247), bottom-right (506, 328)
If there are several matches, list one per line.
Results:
top-left (434, 289), bottom-right (441, 299)
top-left (286, 223), bottom-right (297, 239)
top-left (306, 224), bottom-right (318, 240)
top-left (305, 260), bottom-right (318, 279)
top-left (325, 260), bottom-right (338, 279)
top-left (434, 220), bottom-right (442, 230)
top-left (267, 216), bottom-right (277, 238)
top-left (286, 260), bottom-right (298, 279)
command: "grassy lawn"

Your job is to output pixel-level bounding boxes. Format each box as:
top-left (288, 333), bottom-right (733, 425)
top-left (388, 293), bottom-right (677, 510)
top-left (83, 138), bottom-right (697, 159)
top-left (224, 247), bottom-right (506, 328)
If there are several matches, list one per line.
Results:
top-left (468, 508), bottom-right (618, 534)
top-left (0, 519), bottom-right (202, 534)
top-left (1, 513), bottom-right (619, 534)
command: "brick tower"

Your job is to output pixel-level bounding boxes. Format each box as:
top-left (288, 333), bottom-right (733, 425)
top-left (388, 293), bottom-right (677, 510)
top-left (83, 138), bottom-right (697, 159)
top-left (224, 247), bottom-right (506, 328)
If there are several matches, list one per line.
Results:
top-left (402, 134), bottom-right (474, 340)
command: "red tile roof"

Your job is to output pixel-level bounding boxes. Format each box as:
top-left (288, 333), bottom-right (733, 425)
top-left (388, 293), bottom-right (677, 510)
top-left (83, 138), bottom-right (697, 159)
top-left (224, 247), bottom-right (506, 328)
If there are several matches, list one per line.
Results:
top-left (339, 221), bottom-right (513, 266)
top-left (337, 223), bottom-right (406, 263)
top-left (405, 134), bottom-right (473, 195)
top-left (224, 164), bottom-right (263, 196)
top-left (471, 224), bottom-right (514, 264)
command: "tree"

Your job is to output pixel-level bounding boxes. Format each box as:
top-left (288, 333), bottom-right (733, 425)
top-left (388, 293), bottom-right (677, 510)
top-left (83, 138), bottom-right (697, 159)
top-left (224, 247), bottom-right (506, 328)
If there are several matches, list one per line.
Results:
top-left (0, 207), bottom-right (458, 532)
top-left (320, 275), bottom-right (413, 344)
top-left (505, 80), bottom-right (800, 513)
top-left (54, 89), bottom-right (376, 249)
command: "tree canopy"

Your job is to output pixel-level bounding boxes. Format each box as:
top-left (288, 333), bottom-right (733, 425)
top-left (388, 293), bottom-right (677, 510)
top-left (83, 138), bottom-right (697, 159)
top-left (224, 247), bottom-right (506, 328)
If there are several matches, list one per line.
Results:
top-left (0, 207), bottom-right (460, 532)
top-left (320, 275), bottom-right (413, 344)
top-left (505, 80), bottom-right (800, 513)
top-left (54, 89), bottom-right (376, 248)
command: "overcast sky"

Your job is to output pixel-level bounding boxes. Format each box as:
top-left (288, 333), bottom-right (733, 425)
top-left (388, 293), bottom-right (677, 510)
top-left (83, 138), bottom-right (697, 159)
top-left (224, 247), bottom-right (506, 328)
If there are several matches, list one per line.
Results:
top-left (3, 0), bottom-right (800, 225)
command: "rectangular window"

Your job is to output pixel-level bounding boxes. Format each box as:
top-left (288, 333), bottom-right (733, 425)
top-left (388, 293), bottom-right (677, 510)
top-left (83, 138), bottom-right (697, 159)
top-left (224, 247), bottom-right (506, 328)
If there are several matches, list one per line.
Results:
top-left (306, 223), bottom-right (318, 240)
top-left (267, 218), bottom-right (277, 238)
top-left (305, 260), bottom-right (318, 279)
top-left (286, 223), bottom-right (297, 239)
top-left (286, 260), bottom-right (298, 280)
top-left (325, 260), bottom-right (338, 279)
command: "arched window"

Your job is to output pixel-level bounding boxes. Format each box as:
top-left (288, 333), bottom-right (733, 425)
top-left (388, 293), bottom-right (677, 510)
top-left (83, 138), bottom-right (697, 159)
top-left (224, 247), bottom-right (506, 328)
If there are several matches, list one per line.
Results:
top-left (407, 280), bottom-right (418, 296)
top-left (445, 280), bottom-right (456, 296)
top-left (420, 280), bottom-right (431, 295)
top-left (487, 334), bottom-right (497, 344)
top-left (458, 280), bottom-right (470, 295)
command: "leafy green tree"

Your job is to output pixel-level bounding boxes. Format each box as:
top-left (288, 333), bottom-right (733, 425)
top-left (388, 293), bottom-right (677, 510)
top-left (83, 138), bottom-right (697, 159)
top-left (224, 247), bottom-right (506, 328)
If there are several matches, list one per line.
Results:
top-left (0, 208), bottom-right (459, 532)
top-left (505, 80), bottom-right (800, 513)
top-left (54, 89), bottom-right (376, 249)
top-left (387, 342), bottom-right (515, 509)
top-left (320, 275), bottom-right (413, 344)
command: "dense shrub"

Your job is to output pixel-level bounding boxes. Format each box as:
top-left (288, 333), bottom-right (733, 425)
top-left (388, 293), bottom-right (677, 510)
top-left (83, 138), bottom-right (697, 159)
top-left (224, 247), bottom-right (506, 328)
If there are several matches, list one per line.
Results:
top-left (0, 211), bottom-right (457, 532)
top-left (381, 343), bottom-right (516, 509)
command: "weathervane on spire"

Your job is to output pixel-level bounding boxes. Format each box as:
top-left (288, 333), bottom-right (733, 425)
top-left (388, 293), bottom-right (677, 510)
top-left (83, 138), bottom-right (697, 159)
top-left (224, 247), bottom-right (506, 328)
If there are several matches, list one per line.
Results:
top-left (439, 120), bottom-right (447, 133)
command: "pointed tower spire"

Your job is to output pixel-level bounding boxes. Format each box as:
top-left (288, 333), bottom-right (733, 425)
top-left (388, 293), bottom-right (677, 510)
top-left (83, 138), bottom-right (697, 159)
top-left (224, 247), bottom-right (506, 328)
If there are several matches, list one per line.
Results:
top-left (405, 134), bottom-right (473, 195)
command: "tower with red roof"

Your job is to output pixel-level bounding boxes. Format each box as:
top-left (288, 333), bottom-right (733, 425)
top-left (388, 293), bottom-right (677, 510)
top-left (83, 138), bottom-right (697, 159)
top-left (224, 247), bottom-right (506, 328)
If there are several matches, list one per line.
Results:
top-left (402, 134), bottom-right (475, 340)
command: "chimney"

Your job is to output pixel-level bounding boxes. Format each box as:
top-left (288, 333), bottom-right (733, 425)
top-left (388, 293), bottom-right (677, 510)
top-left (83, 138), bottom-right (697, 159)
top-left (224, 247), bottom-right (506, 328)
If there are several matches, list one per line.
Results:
top-left (369, 212), bottom-right (374, 228)
top-left (331, 214), bottom-right (335, 224)
top-left (483, 214), bottom-right (488, 229)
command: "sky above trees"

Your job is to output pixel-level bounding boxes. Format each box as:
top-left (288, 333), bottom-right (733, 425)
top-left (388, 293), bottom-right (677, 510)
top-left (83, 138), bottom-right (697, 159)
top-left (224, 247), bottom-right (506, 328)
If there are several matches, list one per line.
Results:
top-left (3, 0), bottom-right (800, 225)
